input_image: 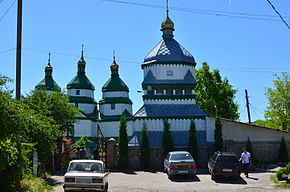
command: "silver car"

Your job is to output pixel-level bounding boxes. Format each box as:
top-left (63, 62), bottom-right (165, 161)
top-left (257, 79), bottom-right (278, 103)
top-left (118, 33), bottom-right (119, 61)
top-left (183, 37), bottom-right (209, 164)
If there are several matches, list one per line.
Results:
top-left (63, 160), bottom-right (109, 192)
top-left (164, 151), bottom-right (197, 179)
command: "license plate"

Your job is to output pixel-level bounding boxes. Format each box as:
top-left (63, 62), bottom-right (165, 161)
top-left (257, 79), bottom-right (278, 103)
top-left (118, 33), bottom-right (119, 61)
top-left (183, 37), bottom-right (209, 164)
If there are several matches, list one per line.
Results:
top-left (76, 178), bottom-right (91, 183)
top-left (223, 169), bottom-right (232, 172)
top-left (178, 170), bottom-right (188, 173)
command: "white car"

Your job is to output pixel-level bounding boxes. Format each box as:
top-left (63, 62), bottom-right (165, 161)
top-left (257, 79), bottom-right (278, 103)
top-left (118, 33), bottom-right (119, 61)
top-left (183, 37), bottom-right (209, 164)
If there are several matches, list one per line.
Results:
top-left (63, 160), bottom-right (109, 192)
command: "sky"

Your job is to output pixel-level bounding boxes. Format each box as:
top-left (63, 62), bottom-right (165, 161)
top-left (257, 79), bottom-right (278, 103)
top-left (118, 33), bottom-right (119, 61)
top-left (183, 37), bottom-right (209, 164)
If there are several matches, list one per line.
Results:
top-left (1, 0), bottom-right (289, 123)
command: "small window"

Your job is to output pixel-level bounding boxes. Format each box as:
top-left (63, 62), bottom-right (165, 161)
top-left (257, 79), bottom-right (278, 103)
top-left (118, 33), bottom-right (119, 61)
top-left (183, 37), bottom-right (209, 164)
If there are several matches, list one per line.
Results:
top-left (166, 70), bottom-right (173, 76)
top-left (76, 90), bottom-right (80, 95)
top-left (111, 103), bottom-right (115, 110)
top-left (75, 103), bottom-right (78, 108)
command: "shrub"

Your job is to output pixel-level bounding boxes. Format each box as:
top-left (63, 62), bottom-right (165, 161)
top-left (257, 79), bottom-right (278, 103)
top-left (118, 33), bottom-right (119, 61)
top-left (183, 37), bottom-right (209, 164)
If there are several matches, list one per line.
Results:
top-left (140, 122), bottom-right (150, 170)
top-left (278, 136), bottom-right (289, 163)
top-left (188, 120), bottom-right (198, 163)
top-left (162, 119), bottom-right (173, 156)
top-left (213, 116), bottom-right (223, 152)
top-left (276, 163), bottom-right (290, 181)
top-left (118, 115), bottom-right (128, 169)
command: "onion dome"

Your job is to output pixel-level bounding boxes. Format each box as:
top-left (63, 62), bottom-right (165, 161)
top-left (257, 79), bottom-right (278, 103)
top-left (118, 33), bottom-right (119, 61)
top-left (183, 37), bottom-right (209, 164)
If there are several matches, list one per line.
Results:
top-left (143, 11), bottom-right (196, 65)
top-left (35, 53), bottom-right (61, 91)
top-left (102, 56), bottom-right (129, 92)
top-left (66, 47), bottom-right (95, 90)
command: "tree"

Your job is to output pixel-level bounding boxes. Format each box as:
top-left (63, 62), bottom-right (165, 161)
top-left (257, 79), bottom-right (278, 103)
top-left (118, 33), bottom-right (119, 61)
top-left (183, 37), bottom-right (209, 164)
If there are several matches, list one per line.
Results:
top-left (195, 62), bottom-right (239, 120)
top-left (261, 73), bottom-right (289, 131)
top-left (188, 120), bottom-right (198, 162)
top-left (118, 115), bottom-right (128, 169)
top-left (278, 136), bottom-right (288, 163)
top-left (162, 120), bottom-right (173, 156)
top-left (140, 122), bottom-right (150, 170)
top-left (213, 117), bottom-right (223, 152)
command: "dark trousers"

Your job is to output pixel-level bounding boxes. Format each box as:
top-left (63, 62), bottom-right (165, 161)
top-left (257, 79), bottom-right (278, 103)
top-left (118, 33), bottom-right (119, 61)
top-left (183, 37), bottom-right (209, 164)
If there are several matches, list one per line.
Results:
top-left (242, 163), bottom-right (249, 176)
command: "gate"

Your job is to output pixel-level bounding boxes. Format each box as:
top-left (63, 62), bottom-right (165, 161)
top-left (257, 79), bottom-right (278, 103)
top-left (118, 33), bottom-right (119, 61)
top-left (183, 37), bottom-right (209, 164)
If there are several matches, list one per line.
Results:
top-left (97, 124), bottom-right (107, 165)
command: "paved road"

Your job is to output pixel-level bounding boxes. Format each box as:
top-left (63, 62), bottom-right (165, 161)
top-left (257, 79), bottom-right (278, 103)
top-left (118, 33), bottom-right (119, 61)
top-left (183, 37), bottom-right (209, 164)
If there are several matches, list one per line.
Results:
top-left (52, 171), bottom-right (287, 192)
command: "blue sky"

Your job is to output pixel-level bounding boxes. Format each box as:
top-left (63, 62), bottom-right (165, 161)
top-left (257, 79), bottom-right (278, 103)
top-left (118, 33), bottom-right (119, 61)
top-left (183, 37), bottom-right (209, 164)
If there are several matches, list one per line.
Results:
top-left (1, 0), bottom-right (289, 122)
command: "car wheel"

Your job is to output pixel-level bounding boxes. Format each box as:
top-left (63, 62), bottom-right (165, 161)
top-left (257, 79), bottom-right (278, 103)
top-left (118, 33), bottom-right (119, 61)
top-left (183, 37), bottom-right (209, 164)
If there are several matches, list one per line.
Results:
top-left (102, 183), bottom-right (108, 192)
top-left (211, 173), bottom-right (215, 180)
top-left (168, 174), bottom-right (173, 180)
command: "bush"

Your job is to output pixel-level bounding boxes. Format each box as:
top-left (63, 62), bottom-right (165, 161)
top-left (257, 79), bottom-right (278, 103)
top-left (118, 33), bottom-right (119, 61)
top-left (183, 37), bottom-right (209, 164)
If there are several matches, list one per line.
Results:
top-left (188, 120), bottom-right (198, 162)
top-left (140, 122), bottom-right (150, 170)
top-left (278, 136), bottom-right (289, 163)
top-left (21, 176), bottom-right (53, 192)
top-left (162, 120), bottom-right (173, 157)
top-left (213, 116), bottom-right (223, 152)
top-left (276, 163), bottom-right (290, 181)
top-left (118, 115), bottom-right (128, 169)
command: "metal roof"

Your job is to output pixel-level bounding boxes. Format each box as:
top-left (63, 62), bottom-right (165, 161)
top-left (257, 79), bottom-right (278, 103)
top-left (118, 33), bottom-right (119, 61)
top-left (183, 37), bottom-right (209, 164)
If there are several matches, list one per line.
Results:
top-left (134, 104), bottom-right (206, 118)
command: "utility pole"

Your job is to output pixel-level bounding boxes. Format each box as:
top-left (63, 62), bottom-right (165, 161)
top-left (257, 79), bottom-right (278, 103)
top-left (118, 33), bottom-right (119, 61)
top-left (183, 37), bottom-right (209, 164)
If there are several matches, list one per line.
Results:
top-left (16, 0), bottom-right (22, 100)
top-left (245, 89), bottom-right (251, 124)
top-left (16, 0), bottom-right (23, 184)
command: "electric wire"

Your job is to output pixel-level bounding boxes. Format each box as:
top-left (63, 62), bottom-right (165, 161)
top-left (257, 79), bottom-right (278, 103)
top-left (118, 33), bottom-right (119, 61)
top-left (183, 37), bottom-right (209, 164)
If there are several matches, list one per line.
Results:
top-left (0, 0), bottom-right (16, 23)
top-left (266, 0), bottom-right (290, 30)
top-left (100, 0), bottom-right (290, 22)
top-left (0, 48), bottom-right (15, 54)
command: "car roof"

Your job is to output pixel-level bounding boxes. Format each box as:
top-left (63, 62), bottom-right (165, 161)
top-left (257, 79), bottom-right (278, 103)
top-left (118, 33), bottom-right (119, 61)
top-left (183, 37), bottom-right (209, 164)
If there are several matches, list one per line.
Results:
top-left (70, 160), bottom-right (104, 164)
top-left (216, 152), bottom-right (237, 156)
top-left (169, 151), bottom-right (190, 155)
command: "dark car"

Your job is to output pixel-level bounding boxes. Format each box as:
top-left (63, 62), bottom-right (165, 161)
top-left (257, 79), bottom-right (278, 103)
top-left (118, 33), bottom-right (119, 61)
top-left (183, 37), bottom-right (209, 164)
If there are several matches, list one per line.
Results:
top-left (208, 152), bottom-right (241, 180)
top-left (164, 151), bottom-right (197, 179)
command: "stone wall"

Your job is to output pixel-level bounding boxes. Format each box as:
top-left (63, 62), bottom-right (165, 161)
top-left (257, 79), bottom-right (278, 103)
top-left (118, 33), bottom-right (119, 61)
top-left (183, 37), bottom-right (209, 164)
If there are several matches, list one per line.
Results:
top-left (224, 140), bottom-right (290, 163)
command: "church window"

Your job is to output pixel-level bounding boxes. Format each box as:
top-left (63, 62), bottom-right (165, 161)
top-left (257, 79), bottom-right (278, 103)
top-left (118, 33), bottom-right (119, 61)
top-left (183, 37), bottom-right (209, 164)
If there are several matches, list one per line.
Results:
top-left (156, 89), bottom-right (163, 95)
top-left (175, 89), bottom-right (182, 95)
top-left (185, 89), bottom-right (192, 95)
top-left (166, 70), bottom-right (173, 76)
top-left (76, 90), bottom-right (80, 95)
top-left (166, 89), bottom-right (173, 95)
top-left (111, 103), bottom-right (115, 110)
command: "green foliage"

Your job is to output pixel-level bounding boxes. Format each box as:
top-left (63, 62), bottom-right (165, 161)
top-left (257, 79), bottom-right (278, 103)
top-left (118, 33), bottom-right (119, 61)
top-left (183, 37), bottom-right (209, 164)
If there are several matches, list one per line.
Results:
top-left (188, 120), bottom-right (198, 162)
top-left (246, 137), bottom-right (254, 163)
top-left (118, 115), bottom-right (128, 169)
top-left (162, 120), bottom-right (173, 156)
top-left (276, 163), bottom-right (290, 181)
top-left (21, 176), bottom-right (53, 192)
top-left (23, 89), bottom-right (80, 134)
top-left (213, 117), bottom-right (223, 152)
top-left (195, 62), bottom-right (239, 120)
top-left (74, 136), bottom-right (93, 150)
top-left (263, 72), bottom-right (290, 131)
top-left (278, 137), bottom-right (289, 163)
top-left (140, 122), bottom-right (150, 170)
top-left (0, 139), bottom-right (18, 171)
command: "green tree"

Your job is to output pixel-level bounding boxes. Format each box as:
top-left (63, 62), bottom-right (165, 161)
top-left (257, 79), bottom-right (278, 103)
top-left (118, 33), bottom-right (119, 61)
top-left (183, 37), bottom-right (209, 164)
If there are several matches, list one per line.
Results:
top-left (278, 136), bottom-right (288, 163)
top-left (213, 117), bottom-right (223, 152)
top-left (140, 122), bottom-right (150, 170)
top-left (74, 136), bottom-right (93, 150)
top-left (188, 120), bottom-right (198, 162)
top-left (118, 115), bottom-right (128, 169)
top-left (261, 73), bottom-right (289, 131)
top-left (195, 62), bottom-right (239, 120)
top-left (162, 120), bottom-right (173, 156)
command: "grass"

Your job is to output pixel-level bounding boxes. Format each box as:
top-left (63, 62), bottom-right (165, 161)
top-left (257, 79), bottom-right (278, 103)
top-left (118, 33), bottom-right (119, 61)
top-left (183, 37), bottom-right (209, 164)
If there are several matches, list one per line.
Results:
top-left (21, 176), bottom-right (53, 192)
top-left (271, 175), bottom-right (290, 189)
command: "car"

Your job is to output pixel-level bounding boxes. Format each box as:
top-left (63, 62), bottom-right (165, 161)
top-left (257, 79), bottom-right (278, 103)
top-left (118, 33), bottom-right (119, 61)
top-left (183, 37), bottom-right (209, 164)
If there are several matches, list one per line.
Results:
top-left (63, 160), bottom-right (109, 192)
top-left (163, 151), bottom-right (197, 179)
top-left (208, 151), bottom-right (241, 180)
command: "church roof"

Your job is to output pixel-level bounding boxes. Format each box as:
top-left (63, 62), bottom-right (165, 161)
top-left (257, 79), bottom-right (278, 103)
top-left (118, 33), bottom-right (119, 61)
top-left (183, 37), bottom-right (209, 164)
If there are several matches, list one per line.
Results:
top-left (102, 57), bottom-right (129, 92)
top-left (134, 104), bottom-right (207, 118)
top-left (35, 54), bottom-right (61, 91)
top-left (143, 13), bottom-right (196, 65)
top-left (67, 49), bottom-right (95, 90)
top-left (144, 38), bottom-right (196, 64)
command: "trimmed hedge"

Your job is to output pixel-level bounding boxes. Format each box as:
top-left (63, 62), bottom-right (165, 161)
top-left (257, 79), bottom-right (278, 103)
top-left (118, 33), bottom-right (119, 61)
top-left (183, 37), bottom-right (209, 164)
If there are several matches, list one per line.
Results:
top-left (276, 163), bottom-right (290, 181)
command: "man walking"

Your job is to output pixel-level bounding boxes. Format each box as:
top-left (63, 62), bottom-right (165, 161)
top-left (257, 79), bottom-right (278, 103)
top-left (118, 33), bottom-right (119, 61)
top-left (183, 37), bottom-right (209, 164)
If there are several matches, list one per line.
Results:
top-left (239, 148), bottom-right (251, 178)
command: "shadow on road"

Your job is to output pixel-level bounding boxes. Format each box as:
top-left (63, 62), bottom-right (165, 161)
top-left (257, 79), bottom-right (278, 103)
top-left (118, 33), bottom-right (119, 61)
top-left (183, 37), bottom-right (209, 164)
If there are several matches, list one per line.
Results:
top-left (213, 177), bottom-right (247, 184)
top-left (246, 176), bottom-right (259, 180)
top-left (46, 177), bottom-right (63, 186)
top-left (170, 175), bottom-right (201, 182)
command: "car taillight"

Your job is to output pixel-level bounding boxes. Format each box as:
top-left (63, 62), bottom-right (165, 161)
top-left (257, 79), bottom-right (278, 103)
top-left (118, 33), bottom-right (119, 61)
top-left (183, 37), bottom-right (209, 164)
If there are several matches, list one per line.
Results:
top-left (188, 165), bottom-right (197, 168)
top-left (65, 177), bottom-right (75, 182)
top-left (169, 165), bottom-right (177, 169)
top-left (92, 178), bottom-right (103, 183)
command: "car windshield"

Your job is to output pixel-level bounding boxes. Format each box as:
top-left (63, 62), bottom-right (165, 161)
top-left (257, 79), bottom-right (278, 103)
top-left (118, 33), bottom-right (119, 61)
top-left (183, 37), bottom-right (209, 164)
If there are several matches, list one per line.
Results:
top-left (68, 162), bottom-right (103, 173)
top-left (217, 156), bottom-right (238, 163)
top-left (170, 153), bottom-right (193, 161)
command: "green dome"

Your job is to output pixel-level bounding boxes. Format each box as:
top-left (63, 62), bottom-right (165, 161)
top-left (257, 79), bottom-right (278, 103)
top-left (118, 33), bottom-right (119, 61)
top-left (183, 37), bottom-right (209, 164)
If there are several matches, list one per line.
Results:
top-left (102, 76), bottom-right (129, 92)
top-left (35, 58), bottom-right (61, 91)
top-left (67, 73), bottom-right (95, 90)
top-left (35, 78), bottom-right (61, 91)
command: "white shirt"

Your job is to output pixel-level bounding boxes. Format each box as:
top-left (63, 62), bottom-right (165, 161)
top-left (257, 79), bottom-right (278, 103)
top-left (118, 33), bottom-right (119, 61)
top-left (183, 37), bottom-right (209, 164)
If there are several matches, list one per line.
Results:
top-left (241, 152), bottom-right (251, 164)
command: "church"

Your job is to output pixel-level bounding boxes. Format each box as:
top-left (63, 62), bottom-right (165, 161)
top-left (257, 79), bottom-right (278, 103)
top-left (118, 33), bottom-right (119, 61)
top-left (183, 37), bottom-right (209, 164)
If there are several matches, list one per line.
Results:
top-left (35, 9), bottom-right (290, 165)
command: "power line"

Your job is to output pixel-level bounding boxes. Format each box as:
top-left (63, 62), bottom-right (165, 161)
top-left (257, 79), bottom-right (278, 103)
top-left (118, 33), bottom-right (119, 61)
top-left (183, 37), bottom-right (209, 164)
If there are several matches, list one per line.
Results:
top-left (0, 48), bottom-right (15, 54)
top-left (100, 0), bottom-right (290, 22)
top-left (266, 0), bottom-right (290, 30)
top-left (0, 0), bottom-right (16, 23)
